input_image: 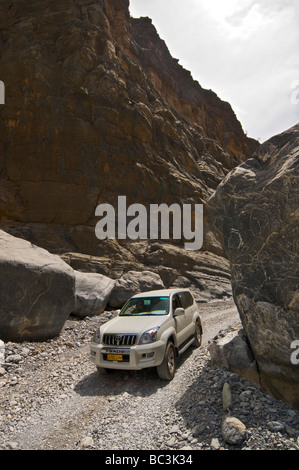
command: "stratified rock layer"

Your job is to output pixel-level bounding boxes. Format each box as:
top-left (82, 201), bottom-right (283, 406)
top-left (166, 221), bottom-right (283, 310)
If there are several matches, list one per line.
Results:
top-left (0, 0), bottom-right (256, 241)
top-left (108, 269), bottom-right (165, 308)
top-left (208, 124), bottom-right (299, 408)
top-left (0, 1), bottom-right (259, 318)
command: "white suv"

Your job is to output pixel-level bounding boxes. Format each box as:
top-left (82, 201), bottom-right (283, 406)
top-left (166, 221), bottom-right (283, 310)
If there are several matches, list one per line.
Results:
top-left (90, 288), bottom-right (203, 380)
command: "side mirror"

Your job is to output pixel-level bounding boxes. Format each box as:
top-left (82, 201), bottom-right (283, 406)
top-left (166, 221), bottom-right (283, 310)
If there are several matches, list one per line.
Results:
top-left (174, 307), bottom-right (185, 317)
top-left (115, 309), bottom-right (121, 315)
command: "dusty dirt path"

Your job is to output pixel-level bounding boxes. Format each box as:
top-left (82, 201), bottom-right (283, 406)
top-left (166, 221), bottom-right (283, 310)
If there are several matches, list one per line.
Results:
top-left (0, 301), bottom-right (241, 450)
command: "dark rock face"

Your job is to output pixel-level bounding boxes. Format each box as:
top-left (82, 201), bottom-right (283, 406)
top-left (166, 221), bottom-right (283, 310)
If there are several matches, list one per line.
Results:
top-left (207, 124), bottom-right (299, 408)
top-left (0, 0), bottom-right (259, 310)
top-left (0, 0), bottom-right (256, 239)
top-left (0, 230), bottom-right (75, 342)
top-left (0, 1), bottom-right (259, 339)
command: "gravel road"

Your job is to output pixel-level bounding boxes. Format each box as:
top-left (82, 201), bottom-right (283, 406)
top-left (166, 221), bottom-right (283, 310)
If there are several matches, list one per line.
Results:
top-left (0, 300), bottom-right (298, 451)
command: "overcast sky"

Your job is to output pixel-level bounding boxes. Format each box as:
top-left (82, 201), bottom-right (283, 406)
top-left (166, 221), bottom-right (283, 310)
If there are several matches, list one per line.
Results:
top-left (129, 0), bottom-right (299, 143)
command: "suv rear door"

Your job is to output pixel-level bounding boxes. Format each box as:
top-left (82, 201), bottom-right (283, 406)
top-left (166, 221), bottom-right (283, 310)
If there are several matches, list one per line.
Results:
top-left (177, 291), bottom-right (196, 341)
top-left (172, 293), bottom-right (187, 347)
top-left (172, 291), bottom-right (195, 347)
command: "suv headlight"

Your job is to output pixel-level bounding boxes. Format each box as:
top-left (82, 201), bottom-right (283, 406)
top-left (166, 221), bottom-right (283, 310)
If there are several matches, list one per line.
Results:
top-left (93, 328), bottom-right (101, 344)
top-left (139, 327), bottom-right (159, 344)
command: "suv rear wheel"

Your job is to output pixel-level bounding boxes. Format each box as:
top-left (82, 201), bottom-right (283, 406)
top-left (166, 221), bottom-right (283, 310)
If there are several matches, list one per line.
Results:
top-left (157, 341), bottom-right (176, 380)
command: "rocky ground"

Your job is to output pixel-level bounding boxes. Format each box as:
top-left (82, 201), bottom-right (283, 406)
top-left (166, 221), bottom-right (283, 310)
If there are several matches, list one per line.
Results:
top-left (0, 300), bottom-right (298, 451)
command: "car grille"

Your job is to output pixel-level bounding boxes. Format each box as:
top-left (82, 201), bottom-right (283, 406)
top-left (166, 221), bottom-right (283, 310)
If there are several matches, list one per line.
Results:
top-left (103, 333), bottom-right (138, 346)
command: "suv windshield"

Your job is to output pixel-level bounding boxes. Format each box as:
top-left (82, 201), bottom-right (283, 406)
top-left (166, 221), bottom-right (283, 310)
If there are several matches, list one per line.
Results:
top-left (119, 296), bottom-right (169, 316)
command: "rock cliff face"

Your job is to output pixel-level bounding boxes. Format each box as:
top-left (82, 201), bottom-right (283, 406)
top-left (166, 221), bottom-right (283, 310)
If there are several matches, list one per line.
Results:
top-left (208, 124), bottom-right (299, 408)
top-left (0, 0), bottom-right (258, 300)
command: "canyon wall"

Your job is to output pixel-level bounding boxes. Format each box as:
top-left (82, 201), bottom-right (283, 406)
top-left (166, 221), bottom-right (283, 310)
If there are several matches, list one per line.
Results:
top-left (0, 0), bottom-right (258, 300)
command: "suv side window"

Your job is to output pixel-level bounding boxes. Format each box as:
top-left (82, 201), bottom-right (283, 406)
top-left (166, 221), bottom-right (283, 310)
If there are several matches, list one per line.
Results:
top-left (177, 292), bottom-right (189, 309)
top-left (177, 292), bottom-right (187, 309)
top-left (185, 291), bottom-right (194, 307)
top-left (172, 294), bottom-right (181, 313)
top-left (177, 291), bottom-right (194, 309)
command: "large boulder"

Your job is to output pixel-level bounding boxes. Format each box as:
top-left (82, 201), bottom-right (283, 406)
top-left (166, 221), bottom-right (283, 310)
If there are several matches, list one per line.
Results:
top-left (108, 270), bottom-right (165, 308)
top-left (73, 271), bottom-right (115, 318)
top-left (208, 329), bottom-right (260, 384)
top-left (207, 124), bottom-right (299, 408)
top-left (0, 230), bottom-right (75, 342)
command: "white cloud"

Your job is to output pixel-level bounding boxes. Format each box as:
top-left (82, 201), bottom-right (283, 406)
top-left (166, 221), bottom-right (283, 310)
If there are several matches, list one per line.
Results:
top-left (129, 0), bottom-right (299, 142)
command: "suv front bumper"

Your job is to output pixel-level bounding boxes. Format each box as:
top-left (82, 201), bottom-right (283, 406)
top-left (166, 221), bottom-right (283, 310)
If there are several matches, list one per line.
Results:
top-left (90, 340), bottom-right (166, 370)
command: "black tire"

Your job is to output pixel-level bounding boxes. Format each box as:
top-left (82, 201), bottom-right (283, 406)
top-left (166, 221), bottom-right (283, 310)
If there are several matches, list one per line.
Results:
top-left (157, 341), bottom-right (176, 381)
top-left (193, 320), bottom-right (202, 347)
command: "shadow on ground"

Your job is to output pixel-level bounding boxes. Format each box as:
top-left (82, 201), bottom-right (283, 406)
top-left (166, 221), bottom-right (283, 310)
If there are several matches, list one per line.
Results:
top-left (173, 361), bottom-right (299, 450)
top-left (74, 347), bottom-right (194, 399)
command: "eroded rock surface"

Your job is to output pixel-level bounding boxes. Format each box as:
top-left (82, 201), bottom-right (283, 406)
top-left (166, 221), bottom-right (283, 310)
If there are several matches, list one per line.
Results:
top-left (0, 0), bottom-right (257, 258)
top-left (73, 270), bottom-right (115, 318)
top-left (0, 1), bottom-right (259, 339)
top-left (108, 269), bottom-right (165, 308)
top-left (208, 124), bottom-right (299, 408)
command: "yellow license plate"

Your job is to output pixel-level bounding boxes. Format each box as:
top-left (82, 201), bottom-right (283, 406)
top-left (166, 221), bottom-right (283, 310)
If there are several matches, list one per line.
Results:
top-left (107, 354), bottom-right (123, 361)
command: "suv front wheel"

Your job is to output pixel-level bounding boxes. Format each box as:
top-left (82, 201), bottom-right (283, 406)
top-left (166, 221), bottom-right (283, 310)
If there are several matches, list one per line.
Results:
top-left (157, 341), bottom-right (176, 381)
